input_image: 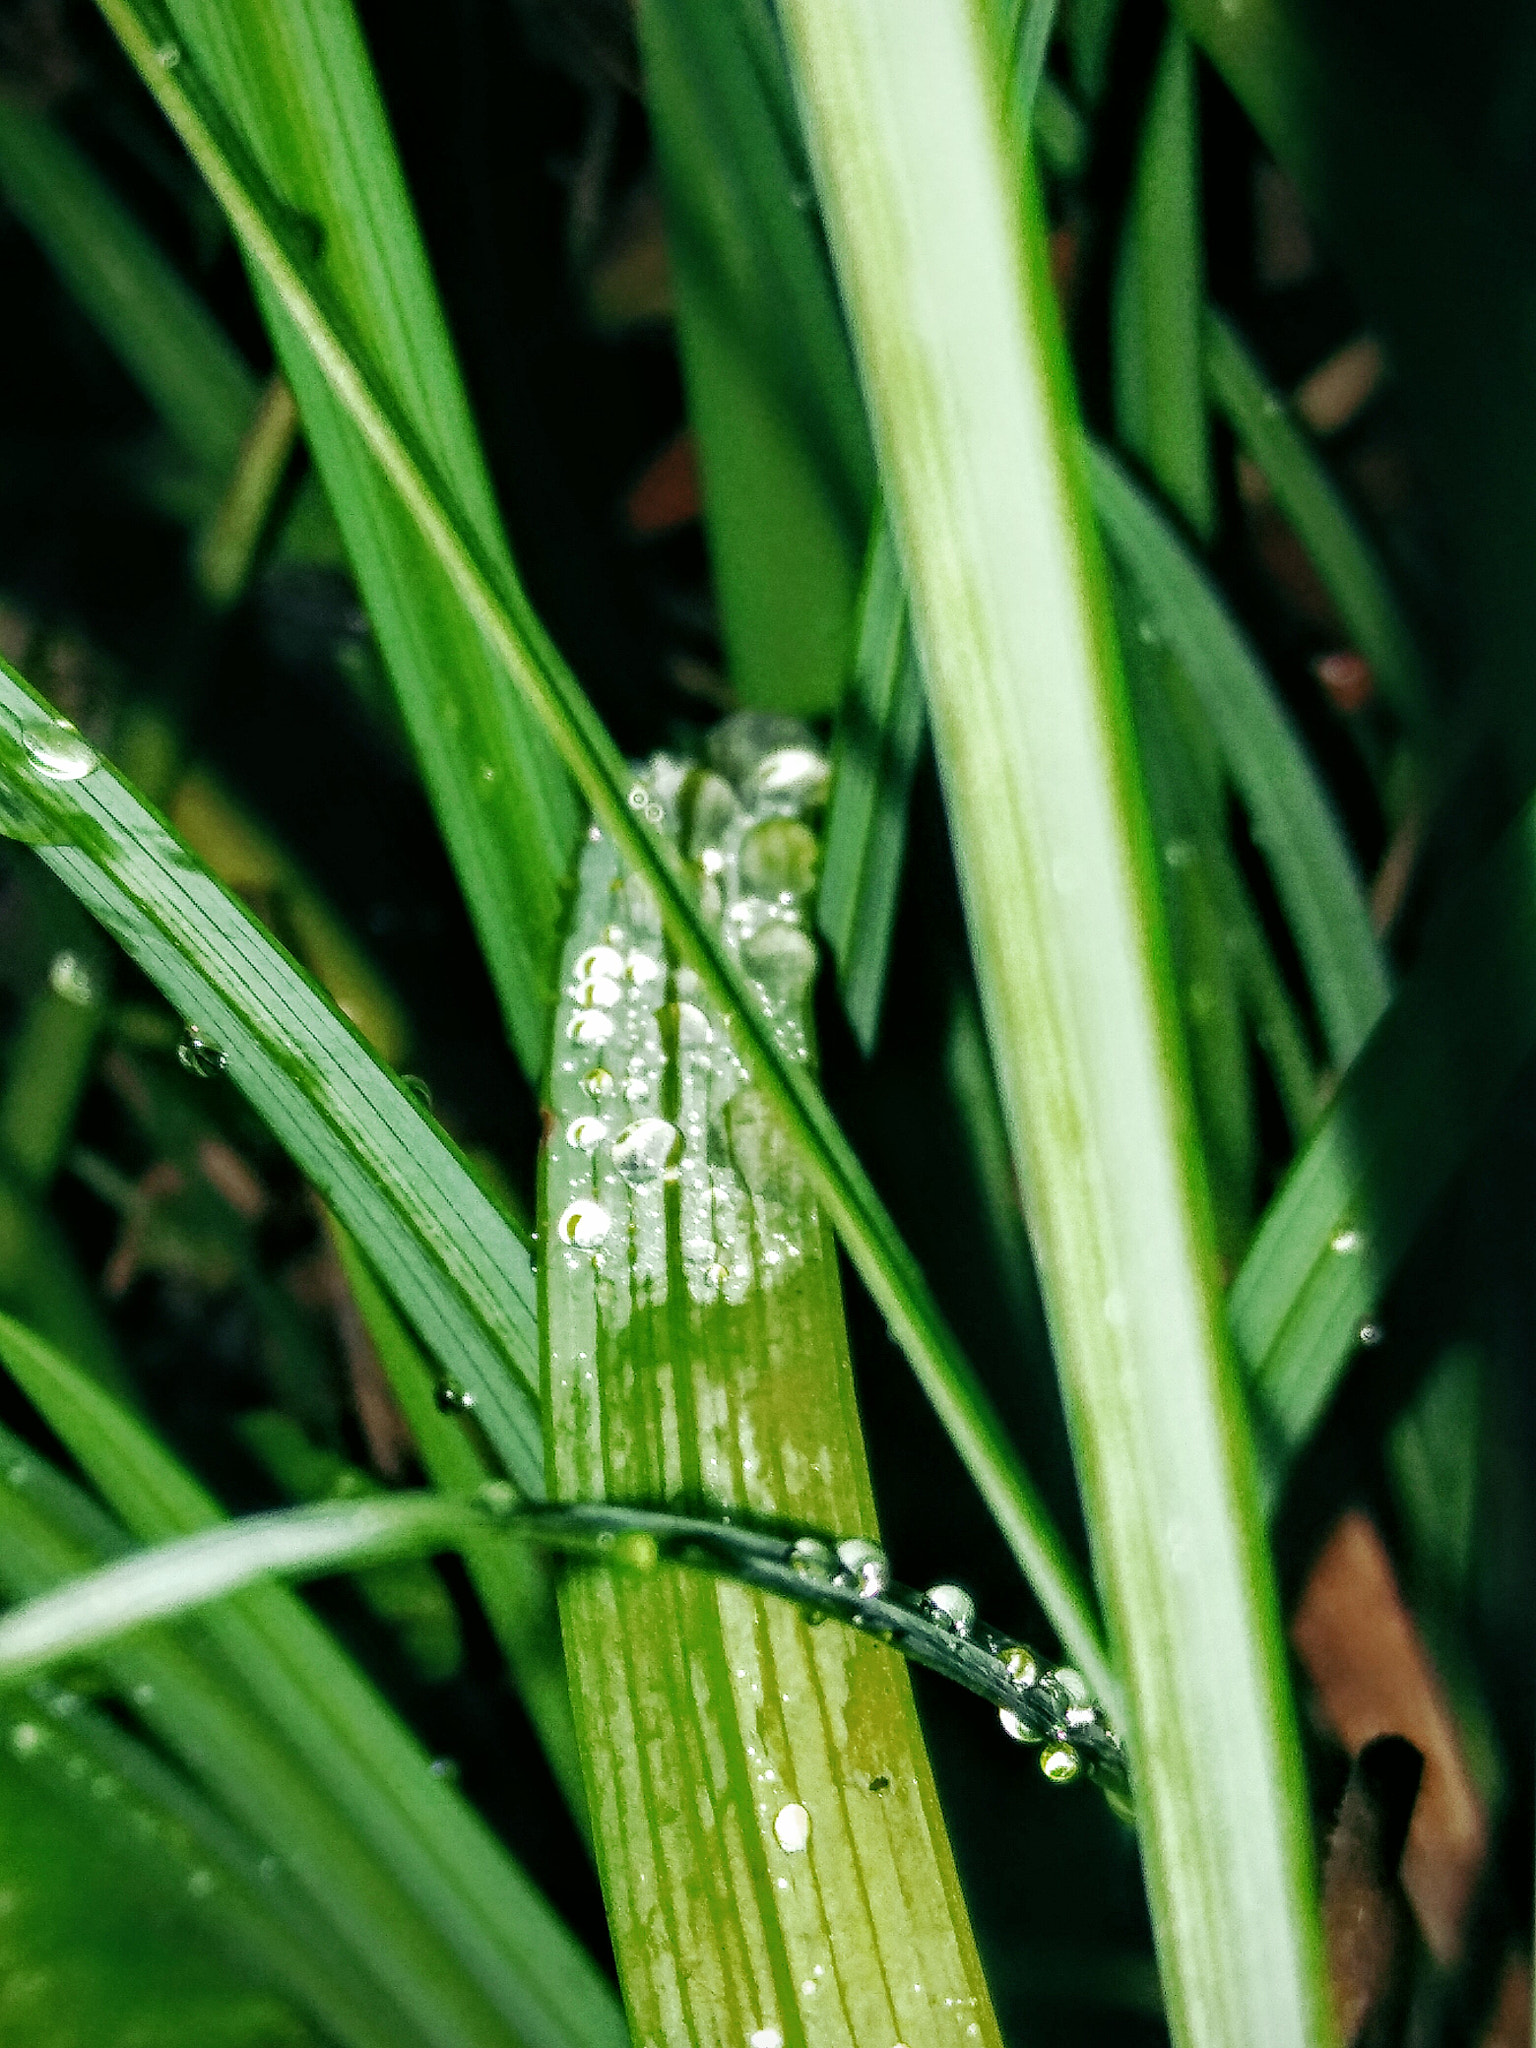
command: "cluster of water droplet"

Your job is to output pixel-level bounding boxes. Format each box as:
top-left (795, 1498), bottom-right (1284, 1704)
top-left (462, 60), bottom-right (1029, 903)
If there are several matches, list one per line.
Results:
top-left (549, 713), bottom-right (829, 1310)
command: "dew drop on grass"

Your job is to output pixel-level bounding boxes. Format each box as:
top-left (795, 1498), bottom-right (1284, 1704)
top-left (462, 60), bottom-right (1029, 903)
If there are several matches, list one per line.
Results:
top-left (835, 1538), bottom-right (890, 1597)
top-left (575, 945), bottom-right (624, 982)
top-left (612, 1117), bottom-right (682, 1185)
top-left (999, 1708), bottom-right (1041, 1744)
top-left (742, 922), bottom-right (817, 1006)
top-left (740, 817), bottom-right (820, 900)
top-left (567, 1116), bottom-right (608, 1151)
top-left (21, 717), bottom-right (97, 783)
top-left (752, 746), bottom-right (830, 812)
top-left (9, 1723), bottom-right (42, 1756)
top-left (789, 1537), bottom-right (837, 1580)
top-left (626, 950), bottom-right (663, 988)
top-left (567, 1009), bottom-right (615, 1047)
top-left (574, 974), bottom-right (622, 1009)
top-left (772, 1802), bottom-right (811, 1852)
top-left (1359, 1320), bottom-right (1385, 1346)
top-left (435, 1382), bottom-right (477, 1414)
top-left (582, 1067), bottom-right (616, 1100)
top-left (1000, 1643), bottom-right (1040, 1688)
top-left (402, 1074), bottom-right (433, 1111)
top-left (1040, 1741), bottom-right (1081, 1784)
top-left (923, 1583), bottom-right (977, 1636)
top-left (1331, 1227), bottom-right (1364, 1255)
top-left (557, 1199), bottom-right (612, 1250)
top-left (750, 2031), bottom-right (783, 2048)
top-left (47, 950), bottom-right (99, 1006)
top-left (177, 1026), bottom-right (227, 1078)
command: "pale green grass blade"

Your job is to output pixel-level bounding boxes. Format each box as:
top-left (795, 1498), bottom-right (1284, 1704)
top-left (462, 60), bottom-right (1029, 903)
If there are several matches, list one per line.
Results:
top-left (1234, 797), bottom-right (1536, 1487)
top-left (776, 9), bottom-right (1329, 2048)
top-left (91, 2), bottom-right (1111, 1689)
top-left (639, 0), bottom-right (874, 715)
top-left (0, 1312), bottom-right (629, 2048)
top-left (1000, 0), bottom-right (1065, 139)
top-left (0, 95), bottom-right (256, 479)
top-left (331, 1226), bottom-right (590, 1836)
top-left (544, 782), bottom-right (1004, 2048)
top-left (1112, 22), bottom-right (1214, 540)
top-left (155, 0), bottom-right (577, 1080)
top-left (0, 673), bottom-right (542, 1491)
top-left (1090, 438), bottom-right (1390, 1065)
top-left (818, 514), bottom-right (927, 1050)
top-left (0, 1420), bottom-right (580, 2048)
top-left (0, 1494), bottom-right (484, 1684)
top-left (1203, 307), bottom-right (1435, 735)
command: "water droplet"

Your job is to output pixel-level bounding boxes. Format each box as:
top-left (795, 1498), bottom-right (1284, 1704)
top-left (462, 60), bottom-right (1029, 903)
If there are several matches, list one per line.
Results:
top-left (567, 1116), bottom-right (608, 1151)
top-left (1040, 1741), bottom-right (1081, 1784)
top-left (47, 950), bottom-right (99, 1006)
top-left (664, 1001), bottom-right (712, 1049)
top-left (742, 922), bottom-right (817, 1006)
top-left (574, 974), bottom-right (622, 1009)
top-left (21, 717), bottom-right (97, 782)
top-left (131, 1682), bottom-right (156, 1706)
top-left (752, 746), bottom-right (830, 812)
top-left (10, 1723), bottom-right (42, 1755)
top-left (402, 1074), bottom-right (433, 1111)
top-left (154, 40), bottom-right (181, 68)
top-left (622, 1075), bottom-right (650, 1104)
top-left (567, 1009), bottom-right (615, 1047)
top-left (428, 1756), bottom-right (460, 1783)
top-left (435, 1382), bottom-right (477, 1414)
top-left (999, 1707), bottom-right (1041, 1744)
top-left (612, 1117), bottom-right (682, 1185)
top-left (557, 1199), bottom-right (612, 1250)
top-left (750, 2030), bottom-right (784, 2048)
top-left (789, 1537), bottom-right (837, 1581)
top-left (177, 1026), bottom-right (227, 1078)
top-left (835, 1538), bottom-right (890, 1598)
top-left (1000, 1643), bottom-right (1040, 1688)
top-left (187, 1868), bottom-right (214, 1897)
top-left (740, 817), bottom-right (820, 900)
top-left (1331, 1228), bottom-right (1364, 1255)
top-left (773, 1802), bottom-right (811, 1852)
top-left (627, 951), bottom-right (663, 988)
top-left (478, 764), bottom-right (498, 788)
top-left (923, 1583), bottom-right (976, 1636)
top-left (475, 1481), bottom-right (519, 1522)
top-left (627, 785), bottom-right (648, 810)
top-left (1052, 1666), bottom-right (1090, 1705)
top-left (1358, 1321), bottom-right (1385, 1347)
top-left (582, 1067), bottom-right (616, 1100)
top-left (645, 801), bottom-right (664, 824)
top-left (686, 770), bottom-right (740, 860)
top-left (616, 1530), bottom-right (659, 1570)
top-left (1064, 1702), bottom-right (1099, 1731)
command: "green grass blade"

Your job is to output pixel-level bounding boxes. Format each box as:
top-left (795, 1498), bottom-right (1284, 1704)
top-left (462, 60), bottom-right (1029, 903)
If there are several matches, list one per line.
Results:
top-left (1089, 438), bottom-right (1390, 1066)
top-left (0, 1494), bottom-right (485, 1684)
top-left (776, 8), bottom-right (1330, 2046)
top-left (1234, 797), bottom-right (1536, 1484)
top-left (88, 0), bottom-right (1115, 1691)
top-left (639, 0), bottom-right (874, 715)
top-left (1000, 0), bottom-right (1064, 139)
top-left (0, 95), bottom-right (256, 479)
top-left (154, 0), bottom-right (577, 1080)
top-left (544, 782), bottom-right (1005, 2048)
top-left (0, 673), bottom-right (542, 1490)
top-left (1112, 22), bottom-right (1214, 540)
top-left (0, 1312), bottom-right (629, 2048)
top-left (818, 514), bottom-right (927, 1050)
top-left (332, 1225), bottom-right (590, 1836)
top-left (1203, 307), bottom-right (1435, 735)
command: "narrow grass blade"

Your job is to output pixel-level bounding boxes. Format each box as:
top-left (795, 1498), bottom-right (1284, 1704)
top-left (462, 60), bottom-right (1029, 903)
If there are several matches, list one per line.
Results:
top-left (155, 0), bottom-right (577, 1080)
top-left (776, 8), bottom-right (1330, 2048)
top-left (0, 675), bottom-right (541, 1490)
top-left (1090, 438), bottom-right (1390, 1066)
top-left (1234, 796), bottom-right (1536, 1484)
top-left (639, 0), bottom-right (874, 715)
top-left (818, 514), bottom-right (927, 1050)
top-left (0, 1313), bottom-right (629, 2048)
top-left (92, 0), bottom-right (1109, 1683)
top-left (999, 0), bottom-right (1065, 140)
top-left (544, 782), bottom-right (1005, 2048)
top-left (1112, 22), bottom-right (1214, 540)
top-left (1203, 307), bottom-right (1435, 735)
top-left (331, 1224), bottom-right (590, 1836)
top-left (0, 95), bottom-right (256, 480)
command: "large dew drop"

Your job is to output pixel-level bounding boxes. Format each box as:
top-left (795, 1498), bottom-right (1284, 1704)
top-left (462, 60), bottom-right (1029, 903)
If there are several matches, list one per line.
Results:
top-left (21, 717), bottom-right (97, 782)
top-left (574, 945), bottom-right (624, 982)
top-left (739, 817), bottom-right (819, 900)
top-left (611, 1117), bottom-right (682, 1185)
top-left (557, 1200), bottom-right (612, 1251)
top-left (752, 745), bottom-right (830, 813)
top-left (772, 1802), bottom-right (811, 1852)
top-left (742, 922), bottom-right (817, 1006)
top-left (566, 1116), bottom-right (608, 1151)
top-left (567, 1009), bottom-right (615, 1047)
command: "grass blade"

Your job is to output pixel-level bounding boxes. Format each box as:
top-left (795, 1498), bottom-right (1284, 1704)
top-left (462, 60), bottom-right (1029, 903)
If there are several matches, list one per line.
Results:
top-left (544, 775), bottom-right (1005, 2048)
top-left (84, 0), bottom-right (1113, 1694)
top-left (775, 7), bottom-right (1330, 2046)
top-left (1089, 438), bottom-right (1390, 1066)
top-left (0, 1494), bottom-right (484, 1684)
top-left (0, 95), bottom-right (257, 481)
top-left (0, 1311), bottom-right (629, 2048)
top-left (0, 671), bottom-right (542, 1491)
top-left (818, 514), bottom-right (927, 1050)
top-left (1203, 307), bottom-right (1435, 736)
top-left (158, 0), bottom-right (577, 1080)
top-left (639, 0), bottom-right (875, 715)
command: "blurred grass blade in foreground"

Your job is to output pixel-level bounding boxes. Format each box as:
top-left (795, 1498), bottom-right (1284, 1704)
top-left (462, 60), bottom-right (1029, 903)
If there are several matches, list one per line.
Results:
top-left (544, 731), bottom-right (1003, 2048)
top-left (777, 5), bottom-right (1330, 2046)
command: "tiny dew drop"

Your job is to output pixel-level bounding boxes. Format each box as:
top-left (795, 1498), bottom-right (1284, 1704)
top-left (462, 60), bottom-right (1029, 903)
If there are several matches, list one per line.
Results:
top-left (48, 950), bottom-right (100, 1007)
top-left (750, 2031), bottom-right (783, 2048)
top-left (789, 1537), bottom-right (837, 1581)
top-left (752, 745), bottom-right (830, 812)
top-left (154, 40), bottom-right (181, 67)
top-left (428, 1757), bottom-right (460, 1783)
top-left (1040, 1741), bottom-right (1081, 1784)
top-left (557, 1199), bottom-right (612, 1250)
top-left (1358, 1320), bottom-right (1385, 1347)
top-left (21, 717), bottom-right (97, 782)
top-left (612, 1117), bottom-right (682, 1185)
top-left (177, 1026), bottom-right (227, 1078)
top-left (401, 1074), bottom-right (434, 1111)
top-left (581, 1067), bottom-right (616, 1101)
top-left (772, 1802), bottom-right (811, 1852)
top-left (742, 922), bottom-right (817, 1007)
top-left (435, 1382), bottom-right (477, 1414)
top-left (1331, 1227), bottom-right (1364, 1255)
top-left (567, 1116), bottom-right (608, 1152)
